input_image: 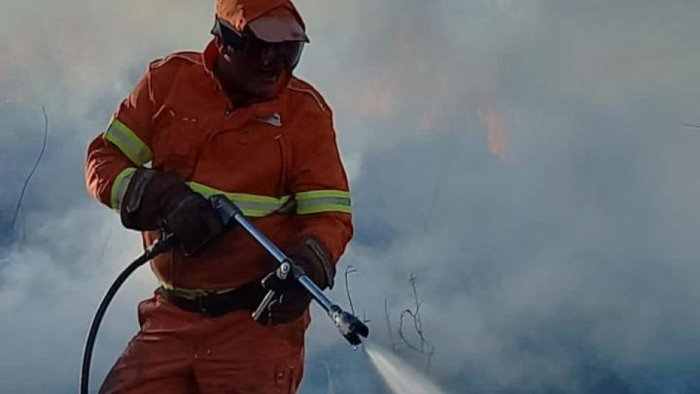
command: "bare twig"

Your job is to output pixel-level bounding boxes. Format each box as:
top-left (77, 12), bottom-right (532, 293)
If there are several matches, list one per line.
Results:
top-left (341, 265), bottom-right (371, 331)
top-left (384, 299), bottom-right (399, 353)
top-left (678, 122), bottom-right (700, 129)
top-left (344, 265), bottom-right (358, 315)
top-left (409, 274), bottom-right (424, 337)
top-left (398, 310), bottom-right (423, 352)
top-left (11, 105), bottom-right (48, 238)
top-left (397, 273), bottom-right (435, 372)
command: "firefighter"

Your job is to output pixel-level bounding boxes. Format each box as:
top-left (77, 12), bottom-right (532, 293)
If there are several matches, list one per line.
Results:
top-left (85, 0), bottom-right (353, 392)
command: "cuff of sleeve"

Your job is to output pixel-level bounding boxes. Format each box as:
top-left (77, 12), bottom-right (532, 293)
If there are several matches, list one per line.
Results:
top-left (110, 167), bottom-right (137, 210)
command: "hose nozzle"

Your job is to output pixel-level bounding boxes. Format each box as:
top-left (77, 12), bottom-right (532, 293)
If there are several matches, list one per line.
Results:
top-left (329, 305), bottom-right (369, 346)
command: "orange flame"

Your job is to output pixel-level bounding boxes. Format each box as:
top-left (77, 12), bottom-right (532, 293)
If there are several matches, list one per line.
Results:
top-left (339, 71), bottom-right (398, 118)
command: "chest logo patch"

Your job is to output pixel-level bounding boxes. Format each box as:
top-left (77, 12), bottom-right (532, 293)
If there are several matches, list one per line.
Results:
top-left (254, 112), bottom-right (282, 127)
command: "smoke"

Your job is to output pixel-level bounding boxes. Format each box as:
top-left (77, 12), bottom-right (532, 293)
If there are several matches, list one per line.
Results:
top-left (2, 0), bottom-right (700, 393)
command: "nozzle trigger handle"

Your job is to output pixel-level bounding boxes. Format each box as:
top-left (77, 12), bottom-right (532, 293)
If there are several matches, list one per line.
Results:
top-left (252, 289), bottom-right (277, 323)
top-left (252, 263), bottom-right (290, 323)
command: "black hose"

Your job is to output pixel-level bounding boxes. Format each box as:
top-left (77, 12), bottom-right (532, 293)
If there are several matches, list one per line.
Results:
top-left (79, 235), bottom-right (174, 394)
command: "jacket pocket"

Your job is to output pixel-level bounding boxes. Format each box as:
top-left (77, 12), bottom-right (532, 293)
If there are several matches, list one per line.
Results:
top-left (199, 124), bottom-right (285, 196)
top-left (151, 105), bottom-right (205, 178)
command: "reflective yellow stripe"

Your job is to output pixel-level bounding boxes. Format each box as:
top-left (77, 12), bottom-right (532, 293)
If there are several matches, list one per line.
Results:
top-left (295, 190), bottom-right (350, 200)
top-left (104, 117), bottom-right (153, 165)
top-left (295, 190), bottom-right (351, 215)
top-left (297, 203), bottom-right (352, 215)
top-left (180, 183), bottom-right (351, 217)
top-left (187, 181), bottom-right (292, 218)
top-left (110, 167), bottom-right (137, 210)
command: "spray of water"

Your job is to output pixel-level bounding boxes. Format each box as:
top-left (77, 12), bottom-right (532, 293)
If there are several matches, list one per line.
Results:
top-left (364, 342), bottom-right (450, 394)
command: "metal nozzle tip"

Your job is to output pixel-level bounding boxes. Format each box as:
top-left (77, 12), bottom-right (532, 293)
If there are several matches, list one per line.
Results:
top-left (330, 306), bottom-right (370, 346)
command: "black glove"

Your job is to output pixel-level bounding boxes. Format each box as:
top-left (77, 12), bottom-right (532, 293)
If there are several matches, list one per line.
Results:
top-left (120, 168), bottom-right (224, 255)
top-left (162, 192), bottom-right (225, 255)
top-left (258, 236), bottom-right (336, 325)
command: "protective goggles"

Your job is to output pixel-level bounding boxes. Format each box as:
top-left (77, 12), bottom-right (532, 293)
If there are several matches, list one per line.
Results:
top-left (211, 18), bottom-right (305, 70)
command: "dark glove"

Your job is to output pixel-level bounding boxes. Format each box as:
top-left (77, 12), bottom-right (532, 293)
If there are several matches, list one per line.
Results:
top-left (161, 192), bottom-right (225, 255)
top-left (258, 236), bottom-right (336, 325)
top-left (120, 168), bottom-right (224, 255)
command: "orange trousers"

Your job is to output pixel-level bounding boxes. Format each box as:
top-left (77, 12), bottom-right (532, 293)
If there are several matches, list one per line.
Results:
top-left (99, 291), bottom-right (305, 394)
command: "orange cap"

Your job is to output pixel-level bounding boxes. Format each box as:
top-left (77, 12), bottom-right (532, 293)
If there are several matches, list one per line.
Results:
top-left (216, 0), bottom-right (309, 42)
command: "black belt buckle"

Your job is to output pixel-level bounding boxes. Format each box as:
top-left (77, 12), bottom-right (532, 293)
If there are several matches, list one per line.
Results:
top-left (197, 296), bottom-right (212, 315)
top-left (197, 292), bottom-right (230, 317)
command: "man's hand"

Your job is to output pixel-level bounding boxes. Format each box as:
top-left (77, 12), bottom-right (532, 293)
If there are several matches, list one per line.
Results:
top-left (120, 168), bottom-right (224, 254)
top-left (259, 236), bottom-right (336, 325)
top-left (161, 192), bottom-right (224, 255)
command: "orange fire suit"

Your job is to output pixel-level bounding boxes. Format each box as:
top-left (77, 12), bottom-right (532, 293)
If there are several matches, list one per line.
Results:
top-left (85, 30), bottom-right (353, 394)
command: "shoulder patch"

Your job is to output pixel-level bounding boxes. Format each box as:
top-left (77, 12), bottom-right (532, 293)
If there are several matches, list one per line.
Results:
top-left (288, 78), bottom-right (332, 115)
top-left (149, 51), bottom-right (203, 71)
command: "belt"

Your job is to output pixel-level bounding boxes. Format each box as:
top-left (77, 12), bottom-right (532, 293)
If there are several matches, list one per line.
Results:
top-left (158, 281), bottom-right (267, 317)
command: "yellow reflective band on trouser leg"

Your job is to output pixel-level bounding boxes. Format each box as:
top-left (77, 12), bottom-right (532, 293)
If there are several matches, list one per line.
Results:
top-left (295, 190), bottom-right (352, 215)
top-left (110, 167), bottom-right (137, 210)
top-left (159, 282), bottom-right (238, 300)
top-left (187, 181), bottom-right (292, 218)
top-left (103, 117), bottom-right (153, 165)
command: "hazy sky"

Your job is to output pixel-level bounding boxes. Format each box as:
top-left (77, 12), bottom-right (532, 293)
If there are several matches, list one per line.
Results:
top-left (2, 1), bottom-right (700, 393)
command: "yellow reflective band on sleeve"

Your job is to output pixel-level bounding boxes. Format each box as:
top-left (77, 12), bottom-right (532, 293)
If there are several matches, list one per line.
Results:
top-left (182, 183), bottom-right (350, 217)
top-left (104, 117), bottom-right (153, 165)
top-left (187, 181), bottom-right (292, 217)
top-left (295, 190), bottom-right (352, 215)
top-left (110, 167), bottom-right (137, 210)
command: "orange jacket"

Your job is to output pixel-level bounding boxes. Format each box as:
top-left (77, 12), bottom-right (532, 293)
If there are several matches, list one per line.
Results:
top-left (85, 39), bottom-right (353, 290)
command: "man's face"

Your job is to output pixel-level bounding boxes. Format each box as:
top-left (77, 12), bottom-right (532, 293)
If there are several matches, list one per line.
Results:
top-left (216, 40), bottom-right (286, 101)
top-left (213, 23), bottom-right (303, 103)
